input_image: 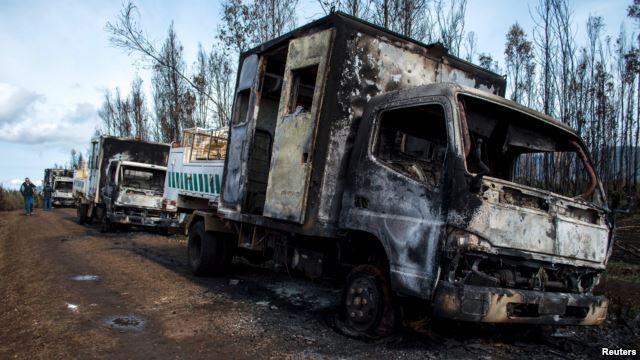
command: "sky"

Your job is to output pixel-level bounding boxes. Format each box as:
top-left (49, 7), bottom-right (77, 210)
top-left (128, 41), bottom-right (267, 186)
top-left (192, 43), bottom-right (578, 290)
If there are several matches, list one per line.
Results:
top-left (0, 0), bottom-right (633, 189)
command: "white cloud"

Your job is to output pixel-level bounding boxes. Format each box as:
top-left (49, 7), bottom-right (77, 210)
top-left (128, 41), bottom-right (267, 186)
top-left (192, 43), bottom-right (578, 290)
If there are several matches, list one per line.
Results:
top-left (0, 83), bottom-right (99, 146)
top-left (1, 178), bottom-right (41, 190)
top-left (0, 83), bottom-right (43, 124)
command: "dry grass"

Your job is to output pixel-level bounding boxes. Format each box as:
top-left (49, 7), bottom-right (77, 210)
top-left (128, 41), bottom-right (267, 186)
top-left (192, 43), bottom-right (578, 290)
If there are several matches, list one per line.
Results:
top-left (0, 186), bottom-right (24, 211)
top-left (605, 261), bottom-right (640, 284)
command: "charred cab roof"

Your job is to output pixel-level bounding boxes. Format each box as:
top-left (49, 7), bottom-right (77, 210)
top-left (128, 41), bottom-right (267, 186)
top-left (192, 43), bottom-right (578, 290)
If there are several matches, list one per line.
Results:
top-left (367, 83), bottom-right (579, 137)
top-left (455, 85), bottom-right (578, 136)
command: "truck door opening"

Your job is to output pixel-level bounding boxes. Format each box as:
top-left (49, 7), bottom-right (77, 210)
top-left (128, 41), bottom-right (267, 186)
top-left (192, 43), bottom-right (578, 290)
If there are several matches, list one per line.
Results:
top-left (375, 104), bottom-right (448, 188)
top-left (245, 47), bottom-right (288, 215)
top-left (222, 54), bottom-right (259, 206)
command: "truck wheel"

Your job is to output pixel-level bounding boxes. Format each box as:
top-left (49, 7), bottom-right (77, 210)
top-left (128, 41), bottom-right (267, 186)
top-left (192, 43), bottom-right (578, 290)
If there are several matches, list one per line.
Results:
top-left (188, 220), bottom-right (234, 276)
top-left (341, 265), bottom-right (397, 338)
top-left (77, 204), bottom-right (87, 225)
top-left (100, 217), bottom-right (114, 233)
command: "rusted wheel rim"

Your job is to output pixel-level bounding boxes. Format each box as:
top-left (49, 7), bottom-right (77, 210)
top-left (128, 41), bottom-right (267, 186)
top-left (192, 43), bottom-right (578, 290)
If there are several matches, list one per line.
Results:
top-left (345, 275), bottom-right (381, 331)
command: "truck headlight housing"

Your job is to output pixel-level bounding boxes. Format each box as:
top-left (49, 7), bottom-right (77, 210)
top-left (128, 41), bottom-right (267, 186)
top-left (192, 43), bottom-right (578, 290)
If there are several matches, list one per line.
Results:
top-left (447, 230), bottom-right (494, 253)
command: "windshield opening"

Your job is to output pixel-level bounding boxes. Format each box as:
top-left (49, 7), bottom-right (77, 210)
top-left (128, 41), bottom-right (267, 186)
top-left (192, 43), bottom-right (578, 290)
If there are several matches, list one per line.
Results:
top-left (119, 166), bottom-right (165, 194)
top-left (459, 94), bottom-right (600, 203)
top-left (54, 181), bottom-right (72, 191)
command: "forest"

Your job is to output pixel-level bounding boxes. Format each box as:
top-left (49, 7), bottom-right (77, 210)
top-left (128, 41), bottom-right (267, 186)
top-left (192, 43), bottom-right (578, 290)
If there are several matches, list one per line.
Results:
top-left (96, 0), bottom-right (640, 209)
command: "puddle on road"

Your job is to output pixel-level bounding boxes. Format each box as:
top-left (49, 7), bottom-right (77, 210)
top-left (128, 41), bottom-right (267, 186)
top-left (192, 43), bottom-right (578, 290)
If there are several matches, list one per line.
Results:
top-left (66, 303), bottom-right (80, 313)
top-left (71, 274), bottom-right (100, 281)
top-left (104, 314), bottom-right (146, 331)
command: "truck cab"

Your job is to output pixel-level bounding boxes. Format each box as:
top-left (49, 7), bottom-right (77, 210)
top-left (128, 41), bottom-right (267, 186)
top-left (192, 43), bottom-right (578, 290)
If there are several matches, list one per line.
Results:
top-left (341, 84), bottom-right (610, 326)
top-left (44, 168), bottom-right (75, 207)
top-left (52, 176), bottom-right (74, 207)
top-left (101, 159), bottom-right (177, 230)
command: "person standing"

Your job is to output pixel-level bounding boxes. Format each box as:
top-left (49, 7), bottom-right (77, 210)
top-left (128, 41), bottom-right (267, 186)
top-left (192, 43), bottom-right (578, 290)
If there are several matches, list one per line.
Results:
top-left (43, 182), bottom-right (53, 210)
top-left (20, 177), bottom-right (37, 215)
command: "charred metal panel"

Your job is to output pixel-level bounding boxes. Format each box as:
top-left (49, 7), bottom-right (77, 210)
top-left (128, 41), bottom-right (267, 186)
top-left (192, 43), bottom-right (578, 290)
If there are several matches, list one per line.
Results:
top-left (222, 122), bottom-right (249, 207)
top-left (341, 96), bottom-right (455, 299)
top-left (448, 178), bottom-right (609, 264)
top-left (263, 29), bottom-right (334, 223)
top-left (115, 188), bottom-right (163, 209)
top-left (440, 59), bottom-right (503, 95)
top-left (433, 282), bottom-right (608, 325)
top-left (317, 31), bottom-right (503, 226)
top-left (221, 55), bottom-right (260, 209)
top-left (238, 55), bottom-right (259, 91)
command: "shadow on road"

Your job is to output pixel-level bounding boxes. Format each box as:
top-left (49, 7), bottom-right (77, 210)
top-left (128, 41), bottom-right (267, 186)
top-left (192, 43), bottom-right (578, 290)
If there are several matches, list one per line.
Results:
top-left (107, 232), bottom-right (620, 359)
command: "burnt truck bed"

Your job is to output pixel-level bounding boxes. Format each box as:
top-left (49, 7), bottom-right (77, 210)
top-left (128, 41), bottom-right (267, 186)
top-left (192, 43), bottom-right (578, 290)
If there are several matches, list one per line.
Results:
top-left (218, 12), bottom-right (505, 237)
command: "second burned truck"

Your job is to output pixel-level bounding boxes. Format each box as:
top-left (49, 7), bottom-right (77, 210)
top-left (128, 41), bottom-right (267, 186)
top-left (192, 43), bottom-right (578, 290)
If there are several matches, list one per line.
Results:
top-left (76, 136), bottom-right (178, 232)
top-left (169, 13), bottom-right (613, 337)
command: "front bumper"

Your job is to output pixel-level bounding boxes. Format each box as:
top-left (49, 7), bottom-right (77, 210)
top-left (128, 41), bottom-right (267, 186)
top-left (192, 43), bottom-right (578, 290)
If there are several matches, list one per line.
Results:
top-left (433, 281), bottom-right (608, 325)
top-left (110, 208), bottom-right (179, 228)
top-left (53, 198), bottom-right (75, 207)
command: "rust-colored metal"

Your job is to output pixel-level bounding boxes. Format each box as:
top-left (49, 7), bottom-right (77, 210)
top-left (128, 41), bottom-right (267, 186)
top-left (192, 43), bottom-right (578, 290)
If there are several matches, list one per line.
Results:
top-left (571, 139), bottom-right (598, 200)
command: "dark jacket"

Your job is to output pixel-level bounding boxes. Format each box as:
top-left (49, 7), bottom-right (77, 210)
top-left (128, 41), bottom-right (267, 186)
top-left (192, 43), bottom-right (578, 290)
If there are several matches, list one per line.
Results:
top-left (20, 182), bottom-right (36, 197)
top-left (43, 185), bottom-right (53, 198)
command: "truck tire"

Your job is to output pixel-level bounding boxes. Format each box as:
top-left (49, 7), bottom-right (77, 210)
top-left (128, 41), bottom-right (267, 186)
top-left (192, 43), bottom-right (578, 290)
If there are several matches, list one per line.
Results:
top-left (77, 204), bottom-right (87, 225)
top-left (100, 216), bottom-right (114, 233)
top-left (188, 220), bottom-right (234, 276)
top-left (341, 264), bottom-right (397, 338)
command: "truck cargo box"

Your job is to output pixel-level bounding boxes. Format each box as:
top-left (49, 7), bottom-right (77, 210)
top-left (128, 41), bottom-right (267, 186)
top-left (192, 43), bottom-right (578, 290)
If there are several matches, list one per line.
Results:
top-left (218, 12), bottom-right (506, 237)
top-left (164, 128), bottom-right (227, 211)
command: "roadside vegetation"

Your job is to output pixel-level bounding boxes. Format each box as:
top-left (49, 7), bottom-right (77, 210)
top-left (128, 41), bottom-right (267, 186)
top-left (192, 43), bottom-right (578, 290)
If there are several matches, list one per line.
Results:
top-left (605, 261), bottom-right (640, 284)
top-left (0, 186), bottom-right (23, 211)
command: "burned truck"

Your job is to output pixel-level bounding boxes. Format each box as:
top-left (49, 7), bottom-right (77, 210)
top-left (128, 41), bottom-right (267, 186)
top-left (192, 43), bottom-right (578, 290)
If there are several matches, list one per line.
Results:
top-left (43, 168), bottom-right (75, 207)
top-left (76, 136), bottom-right (177, 232)
top-left (181, 13), bottom-right (612, 336)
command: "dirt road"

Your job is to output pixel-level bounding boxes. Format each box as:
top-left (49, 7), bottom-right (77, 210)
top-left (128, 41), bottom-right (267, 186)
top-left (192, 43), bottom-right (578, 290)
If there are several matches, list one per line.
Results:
top-left (0, 209), bottom-right (637, 359)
